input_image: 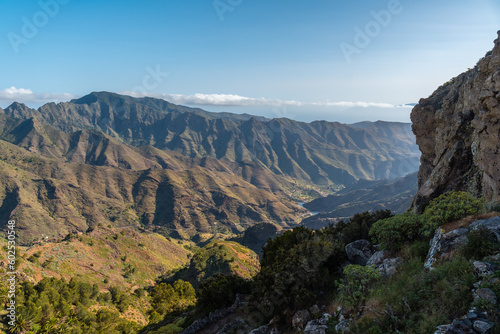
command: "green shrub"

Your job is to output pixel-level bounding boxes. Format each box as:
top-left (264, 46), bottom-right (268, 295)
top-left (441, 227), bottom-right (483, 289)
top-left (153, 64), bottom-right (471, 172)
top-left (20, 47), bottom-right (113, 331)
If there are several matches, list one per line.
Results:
top-left (421, 191), bottom-right (483, 235)
top-left (251, 226), bottom-right (342, 324)
top-left (328, 210), bottom-right (393, 245)
top-left (196, 274), bottom-right (250, 315)
top-left (150, 280), bottom-right (196, 316)
top-left (5, 277), bottom-right (141, 333)
top-left (407, 240), bottom-right (430, 261)
top-left (336, 265), bottom-right (380, 317)
top-left (369, 213), bottom-right (423, 252)
top-left (460, 227), bottom-right (500, 260)
top-left (488, 202), bottom-right (500, 212)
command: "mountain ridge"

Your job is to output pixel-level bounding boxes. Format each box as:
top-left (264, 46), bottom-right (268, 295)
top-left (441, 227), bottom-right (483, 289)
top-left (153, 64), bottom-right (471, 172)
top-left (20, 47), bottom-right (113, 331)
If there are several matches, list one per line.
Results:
top-left (3, 92), bottom-right (420, 186)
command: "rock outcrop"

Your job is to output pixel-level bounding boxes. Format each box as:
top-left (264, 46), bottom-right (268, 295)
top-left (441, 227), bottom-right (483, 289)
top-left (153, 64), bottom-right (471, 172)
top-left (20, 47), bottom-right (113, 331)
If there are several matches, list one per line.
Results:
top-left (424, 227), bottom-right (470, 269)
top-left (345, 240), bottom-right (374, 265)
top-left (424, 216), bottom-right (500, 269)
top-left (304, 313), bottom-right (332, 334)
top-left (366, 250), bottom-right (403, 276)
top-left (411, 31), bottom-right (500, 212)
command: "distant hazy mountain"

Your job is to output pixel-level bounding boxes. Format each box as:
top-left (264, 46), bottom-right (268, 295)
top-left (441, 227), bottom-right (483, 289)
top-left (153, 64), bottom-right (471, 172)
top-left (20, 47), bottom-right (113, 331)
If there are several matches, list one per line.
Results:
top-left (2, 92), bottom-right (420, 186)
top-left (300, 172), bottom-right (418, 229)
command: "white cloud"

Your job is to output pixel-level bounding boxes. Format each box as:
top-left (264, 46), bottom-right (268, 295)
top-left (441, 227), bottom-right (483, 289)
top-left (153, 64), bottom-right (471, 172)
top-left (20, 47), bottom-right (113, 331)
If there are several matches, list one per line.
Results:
top-left (0, 87), bottom-right (413, 122)
top-left (122, 92), bottom-right (303, 107)
top-left (0, 86), bottom-right (34, 98)
top-left (121, 91), bottom-right (412, 109)
top-left (0, 87), bottom-right (75, 104)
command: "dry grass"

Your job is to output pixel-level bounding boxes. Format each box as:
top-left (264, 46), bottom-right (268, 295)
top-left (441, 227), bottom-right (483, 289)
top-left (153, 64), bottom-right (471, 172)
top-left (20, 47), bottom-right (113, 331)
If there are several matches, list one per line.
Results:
top-left (441, 212), bottom-right (499, 232)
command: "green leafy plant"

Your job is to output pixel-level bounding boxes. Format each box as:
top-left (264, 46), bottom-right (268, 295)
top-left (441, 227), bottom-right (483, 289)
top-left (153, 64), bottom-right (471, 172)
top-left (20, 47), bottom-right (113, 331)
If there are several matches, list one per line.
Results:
top-left (421, 191), bottom-right (483, 235)
top-left (369, 213), bottom-right (423, 252)
top-left (336, 265), bottom-right (380, 317)
top-left (150, 280), bottom-right (196, 316)
top-left (460, 227), bottom-right (500, 260)
top-left (196, 274), bottom-right (250, 315)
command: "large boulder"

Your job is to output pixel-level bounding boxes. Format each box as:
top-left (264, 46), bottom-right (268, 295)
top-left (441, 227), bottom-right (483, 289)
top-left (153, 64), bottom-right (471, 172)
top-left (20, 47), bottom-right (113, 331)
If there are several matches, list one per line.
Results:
top-left (345, 240), bottom-right (374, 265)
top-left (424, 228), bottom-right (469, 269)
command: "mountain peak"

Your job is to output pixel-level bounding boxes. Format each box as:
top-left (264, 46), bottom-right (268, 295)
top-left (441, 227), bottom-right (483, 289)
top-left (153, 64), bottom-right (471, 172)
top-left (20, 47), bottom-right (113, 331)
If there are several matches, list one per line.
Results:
top-left (6, 101), bottom-right (30, 110)
top-left (4, 101), bottom-right (37, 119)
top-left (71, 91), bottom-right (125, 105)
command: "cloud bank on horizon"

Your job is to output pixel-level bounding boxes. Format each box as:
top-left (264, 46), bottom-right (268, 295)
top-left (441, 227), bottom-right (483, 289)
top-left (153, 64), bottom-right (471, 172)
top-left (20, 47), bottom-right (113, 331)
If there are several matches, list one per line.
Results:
top-left (0, 87), bottom-right (414, 123)
top-left (0, 87), bottom-right (75, 104)
top-left (122, 91), bottom-right (414, 109)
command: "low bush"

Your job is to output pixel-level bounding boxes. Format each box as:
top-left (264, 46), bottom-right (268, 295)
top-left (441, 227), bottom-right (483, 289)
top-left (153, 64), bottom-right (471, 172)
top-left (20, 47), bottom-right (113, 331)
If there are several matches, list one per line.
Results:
top-left (329, 210), bottom-right (393, 245)
top-left (369, 213), bottom-right (423, 252)
top-left (196, 274), bottom-right (251, 315)
top-left (150, 280), bottom-right (196, 316)
top-left (421, 191), bottom-right (483, 235)
top-left (336, 265), bottom-right (380, 317)
top-left (460, 227), bottom-right (500, 260)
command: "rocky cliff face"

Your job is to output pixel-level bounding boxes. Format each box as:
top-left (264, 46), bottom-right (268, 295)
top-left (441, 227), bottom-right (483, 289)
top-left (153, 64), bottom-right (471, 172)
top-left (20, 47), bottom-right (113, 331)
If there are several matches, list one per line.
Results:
top-left (411, 31), bottom-right (500, 212)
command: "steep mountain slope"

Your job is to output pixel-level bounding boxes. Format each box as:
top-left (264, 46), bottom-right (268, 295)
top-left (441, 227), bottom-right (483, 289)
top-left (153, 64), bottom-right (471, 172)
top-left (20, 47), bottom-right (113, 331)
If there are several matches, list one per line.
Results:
top-left (2, 92), bottom-right (420, 186)
top-left (411, 31), bottom-right (500, 211)
top-left (165, 240), bottom-right (260, 288)
top-left (2, 225), bottom-right (192, 288)
top-left (0, 117), bottom-right (306, 244)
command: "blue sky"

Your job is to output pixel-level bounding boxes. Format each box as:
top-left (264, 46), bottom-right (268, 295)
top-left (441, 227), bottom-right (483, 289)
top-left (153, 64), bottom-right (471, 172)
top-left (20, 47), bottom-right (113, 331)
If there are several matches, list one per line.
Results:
top-left (0, 0), bottom-right (499, 123)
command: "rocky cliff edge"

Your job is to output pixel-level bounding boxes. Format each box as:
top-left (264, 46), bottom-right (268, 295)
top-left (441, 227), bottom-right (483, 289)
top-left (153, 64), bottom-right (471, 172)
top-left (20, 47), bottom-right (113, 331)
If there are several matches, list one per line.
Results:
top-left (412, 31), bottom-right (500, 212)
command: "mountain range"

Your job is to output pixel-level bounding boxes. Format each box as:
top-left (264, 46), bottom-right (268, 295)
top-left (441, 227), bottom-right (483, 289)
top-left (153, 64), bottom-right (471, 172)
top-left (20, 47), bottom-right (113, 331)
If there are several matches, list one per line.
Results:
top-left (0, 92), bottom-right (420, 244)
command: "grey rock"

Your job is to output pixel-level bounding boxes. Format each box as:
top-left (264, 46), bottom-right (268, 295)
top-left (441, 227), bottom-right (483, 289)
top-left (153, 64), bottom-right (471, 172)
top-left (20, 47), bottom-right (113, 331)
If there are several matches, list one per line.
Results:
top-left (345, 239), bottom-right (374, 265)
top-left (473, 320), bottom-right (493, 333)
top-left (215, 318), bottom-right (247, 334)
top-left (309, 304), bottom-right (321, 315)
top-left (292, 309), bottom-right (311, 330)
top-left (474, 288), bottom-right (497, 305)
top-left (249, 325), bottom-right (270, 334)
top-left (366, 250), bottom-right (403, 276)
top-left (411, 31), bottom-right (500, 212)
top-left (467, 310), bottom-right (478, 320)
top-left (334, 319), bottom-right (352, 333)
top-left (470, 216), bottom-right (500, 241)
top-left (434, 324), bottom-right (453, 333)
top-left (473, 261), bottom-right (495, 279)
top-left (462, 317), bottom-right (473, 327)
top-left (366, 250), bottom-right (388, 266)
top-left (317, 313), bottom-right (332, 326)
top-left (424, 228), bottom-right (469, 269)
top-left (180, 303), bottom-right (234, 334)
top-left (304, 314), bottom-right (332, 334)
top-left (378, 257), bottom-right (403, 276)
